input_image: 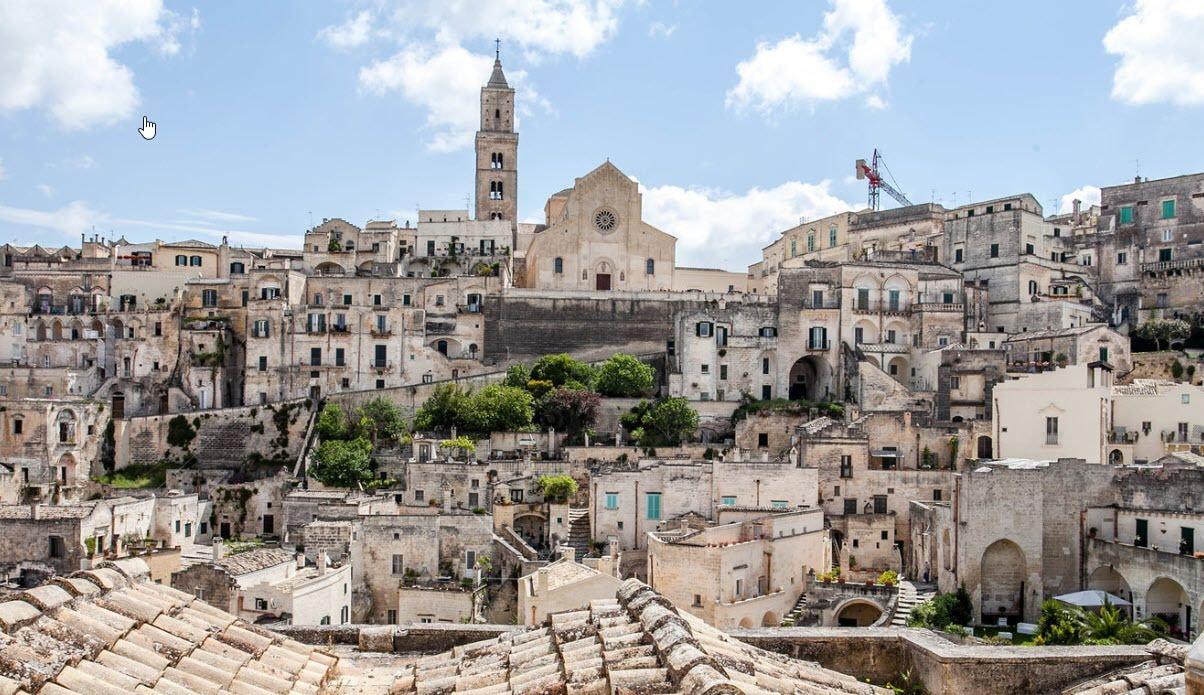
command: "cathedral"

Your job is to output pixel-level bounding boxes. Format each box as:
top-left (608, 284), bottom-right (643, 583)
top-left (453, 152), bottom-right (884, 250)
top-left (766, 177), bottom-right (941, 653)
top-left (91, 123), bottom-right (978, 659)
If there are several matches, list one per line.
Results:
top-left (473, 55), bottom-right (746, 294)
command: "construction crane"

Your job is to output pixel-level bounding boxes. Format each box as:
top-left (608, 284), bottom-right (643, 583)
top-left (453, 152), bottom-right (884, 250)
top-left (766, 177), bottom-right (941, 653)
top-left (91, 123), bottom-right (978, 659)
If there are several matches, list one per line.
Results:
top-left (855, 149), bottom-right (912, 211)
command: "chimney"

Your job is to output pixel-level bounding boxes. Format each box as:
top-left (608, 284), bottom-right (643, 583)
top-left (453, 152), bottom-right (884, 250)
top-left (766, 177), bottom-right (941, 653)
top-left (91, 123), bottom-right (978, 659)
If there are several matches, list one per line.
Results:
top-left (317, 551), bottom-right (328, 576)
top-left (608, 536), bottom-right (619, 560)
top-left (213, 540), bottom-right (225, 562)
top-left (1072, 198), bottom-right (1082, 224)
top-left (536, 566), bottom-right (550, 595)
top-left (560, 545), bottom-right (576, 563)
top-left (297, 553), bottom-right (306, 569)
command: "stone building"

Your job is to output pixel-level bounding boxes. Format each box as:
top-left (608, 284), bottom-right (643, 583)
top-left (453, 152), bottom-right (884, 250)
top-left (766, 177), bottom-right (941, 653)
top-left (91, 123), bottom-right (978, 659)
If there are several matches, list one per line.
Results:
top-left (1003, 323), bottom-right (1131, 375)
top-left (646, 508), bottom-right (826, 629)
top-left (171, 545), bottom-right (351, 626)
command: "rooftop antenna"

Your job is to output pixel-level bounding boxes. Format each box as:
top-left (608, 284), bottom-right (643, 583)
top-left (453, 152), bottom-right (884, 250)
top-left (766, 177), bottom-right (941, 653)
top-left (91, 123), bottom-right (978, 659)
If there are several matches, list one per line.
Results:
top-left (307, 211), bottom-right (313, 229)
top-left (495, 38), bottom-right (501, 60)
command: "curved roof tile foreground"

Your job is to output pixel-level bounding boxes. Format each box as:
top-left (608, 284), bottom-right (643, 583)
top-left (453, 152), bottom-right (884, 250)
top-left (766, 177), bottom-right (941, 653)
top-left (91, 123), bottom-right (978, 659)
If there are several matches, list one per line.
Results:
top-left (387, 578), bottom-right (886, 695)
top-left (0, 557), bottom-right (337, 695)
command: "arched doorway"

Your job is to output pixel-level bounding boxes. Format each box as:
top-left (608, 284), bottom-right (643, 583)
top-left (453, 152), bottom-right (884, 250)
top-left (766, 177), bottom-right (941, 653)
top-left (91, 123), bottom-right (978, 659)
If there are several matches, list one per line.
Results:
top-left (1147, 577), bottom-right (1190, 637)
top-left (980, 539), bottom-right (1026, 622)
top-left (977, 436), bottom-right (993, 459)
top-left (1108, 449), bottom-right (1124, 465)
top-left (1087, 566), bottom-right (1132, 603)
top-left (788, 356), bottom-right (831, 401)
top-left (834, 600), bottom-right (883, 627)
top-left (513, 513), bottom-right (547, 550)
top-left (761, 611), bottom-right (780, 627)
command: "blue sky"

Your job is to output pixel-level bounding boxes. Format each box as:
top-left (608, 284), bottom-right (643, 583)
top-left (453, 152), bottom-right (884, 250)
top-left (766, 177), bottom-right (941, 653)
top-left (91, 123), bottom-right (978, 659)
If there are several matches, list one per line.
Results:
top-left (1, 0), bottom-right (1202, 270)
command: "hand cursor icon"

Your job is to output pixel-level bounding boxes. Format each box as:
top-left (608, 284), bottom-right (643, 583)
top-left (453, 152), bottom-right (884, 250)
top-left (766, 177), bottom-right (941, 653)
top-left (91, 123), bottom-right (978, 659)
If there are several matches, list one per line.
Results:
top-left (139, 116), bottom-right (157, 140)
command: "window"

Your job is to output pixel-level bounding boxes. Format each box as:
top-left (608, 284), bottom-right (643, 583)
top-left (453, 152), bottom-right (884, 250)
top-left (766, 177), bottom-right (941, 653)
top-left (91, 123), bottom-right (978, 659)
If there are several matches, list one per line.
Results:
top-left (954, 248), bottom-right (963, 263)
top-left (255, 598), bottom-right (268, 611)
top-left (937, 336), bottom-right (949, 347)
top-left (843, 498), bottom-right (857, 515)
top-left (807, 233), bottom-right (815, 252)
top-left (390, 554), bottom-right (404, 575)
top-left (719, 364), bottom-right (727, 380)
top-left (1162, 229), bottom-right (1173, 242)
top-left (310, 347), bottom-right (322, 366)
top-left (491, 152), bottom-right (503, 169)
top-left (873, 495), bottom-right (888, 514)
top-left (790, 239), bottom-right (797, 257)
top-left (857, 288), bottom-right (870, 310)
top-left (1024, 243), bottom-right (1034, 255)
top-left (258, 356), bottom-right (267, 371)
top-left (829, 227), bottom-right (838, 247)
top-left (1099, 347), bottom-right (1109, 363)
top-left (489, 180), bottom-right (504, 200)
top-left (604, 492), bottom-right (619, 510)
top-left (201, 289), bottom-right (218, 307)
top-left (696, 321), bottom-right (713, 337)
top-left (950, 376), bottom-right (960, 389)
top-left (989, 243), bottom-right (999, 258)
top-left (811, 289), bottom-right (824, 307)
top-left (554, 257), bottom-right (563, 274)
top-left (1117, 252), bottom-right (1127, 265)
top-left (1119, 206), bottom-right (1134, 224)
top-left (721, 496), bottom-right (736, 506)
top-left (771, 500), bottom-right (788, 509)
top-left (1160, 248), bottom-right (1173, 262)
top-left (762, 357), bottom-right (770, 375)
top-left (986, 205), bottom-right (994, 214)
top-left (759, 326), bottom-right (777, 338)
top-left (373, 294), bottom-right (382, 306)
top-left (336, 348), bottom-right (346, 367)
top-left (253, 320), bottom-right (269, 338)
top-left (645, 492), bottom-right (662, 520)
top-left (716, 325), bottom-right (728, 347)
top-left (1161, 199), bottom-right (1176, 219)
top-left (386, 610), bottom-right (397, 624)
top-left (374, 344), bottom-right (387, 368)
top-left (854, 326), bottom-right (863, 344)
top-left (700, 364), bottom-right (709, 374)
top-left (175, 254), bottom-right (187, 266)
top-left (887, 290), bottom-right (900, 311)
top-left (933, 489), bottom-right (942, 501)
top-left (757, 433), bottom-right (769, 448)
top-left (230, 262), bottom-right (245, 274)
top-left (189, 255), bottom-right (202, 266)
top-left (13, 419), bottom-right (23, 435)
top-left (510, 489), bottom-right (524, 503)
top-left (840, 455), bottom-right (853, 478)
top-left (886, 329), bottom-right (896, 344)
top-left (48, 536), bottom-right (65, 559)
top-left (1046, 416), bottom-right (1059, 445)
top-left (762, 385), bottom-right (771, 399)
top-left (646, 258), bottom-right (655, 275)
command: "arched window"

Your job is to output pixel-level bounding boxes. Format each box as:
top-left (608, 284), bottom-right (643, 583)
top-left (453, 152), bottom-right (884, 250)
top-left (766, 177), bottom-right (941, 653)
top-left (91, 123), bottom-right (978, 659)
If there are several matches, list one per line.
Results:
top-left (229, 262), bottom-right (245, 274)
top-left (646, 258), bottom-right (655, 275)
top-left (1028, 280), bottom-right (1039, 296)
top-left (436, 340), bottom-right (448, 355)
top-left (175, 255), bottom-right (187, 266)
top-left (189, 255), bottom-right (202, 266)
top-left (554, 257), bottom-right (563, 274)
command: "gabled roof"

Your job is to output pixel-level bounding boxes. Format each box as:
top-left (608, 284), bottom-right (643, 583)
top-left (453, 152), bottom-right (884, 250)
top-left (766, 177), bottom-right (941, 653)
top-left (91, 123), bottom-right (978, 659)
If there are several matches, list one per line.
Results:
top-left (215, 547), bottom-right (296, 575)
top-left (387, 578), bottom-right (886, 694)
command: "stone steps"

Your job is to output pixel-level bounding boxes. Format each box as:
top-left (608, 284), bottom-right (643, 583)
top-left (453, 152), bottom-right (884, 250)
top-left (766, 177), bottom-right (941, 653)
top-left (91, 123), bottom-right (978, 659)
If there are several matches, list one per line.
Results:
top-left (891, 580), bottom-right (936, 626)
top-left (566, 509), bottom-right (591, 558)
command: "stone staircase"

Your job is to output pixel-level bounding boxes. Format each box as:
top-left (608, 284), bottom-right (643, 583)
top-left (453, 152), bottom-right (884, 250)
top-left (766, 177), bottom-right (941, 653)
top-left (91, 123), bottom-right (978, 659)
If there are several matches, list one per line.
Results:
top-left (782, 591), bottom-right (810, 626)
top-left (891, 579), bottom-right (936, 626)
top-left (567, 508), bottom-right (592, 558)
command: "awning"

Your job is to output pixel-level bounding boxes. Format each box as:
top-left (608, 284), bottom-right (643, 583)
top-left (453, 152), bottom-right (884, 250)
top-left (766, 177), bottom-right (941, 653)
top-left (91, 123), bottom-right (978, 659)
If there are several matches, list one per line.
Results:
top-left (1053, 590), bottom-right (1132, 607)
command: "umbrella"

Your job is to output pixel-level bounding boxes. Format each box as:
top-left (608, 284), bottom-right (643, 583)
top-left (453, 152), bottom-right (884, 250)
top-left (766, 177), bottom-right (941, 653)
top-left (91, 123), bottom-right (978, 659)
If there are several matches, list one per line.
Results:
top-left (1053, 590), bottom-right (1132, 607)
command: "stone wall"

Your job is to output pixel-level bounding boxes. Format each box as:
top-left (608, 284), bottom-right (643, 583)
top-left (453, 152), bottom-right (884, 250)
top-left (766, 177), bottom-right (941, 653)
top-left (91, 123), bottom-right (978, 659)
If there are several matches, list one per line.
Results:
top-left (115, 398), bottom-right (312, 469)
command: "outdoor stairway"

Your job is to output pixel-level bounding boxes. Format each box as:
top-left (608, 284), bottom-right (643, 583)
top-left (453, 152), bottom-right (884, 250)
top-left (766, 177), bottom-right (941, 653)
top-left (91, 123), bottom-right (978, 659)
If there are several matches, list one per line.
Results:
top-left (782, 591), bottom-right (809, 626)
top-left (567, 508), bottom-right (592, 558)
top-left (891, 579), bottom-right (937, 626)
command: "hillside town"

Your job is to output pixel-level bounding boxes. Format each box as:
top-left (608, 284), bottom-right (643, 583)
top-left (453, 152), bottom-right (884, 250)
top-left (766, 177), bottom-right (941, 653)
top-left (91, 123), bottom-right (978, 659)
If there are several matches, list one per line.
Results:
top-left (2, 56), bottom-right (1204, 694)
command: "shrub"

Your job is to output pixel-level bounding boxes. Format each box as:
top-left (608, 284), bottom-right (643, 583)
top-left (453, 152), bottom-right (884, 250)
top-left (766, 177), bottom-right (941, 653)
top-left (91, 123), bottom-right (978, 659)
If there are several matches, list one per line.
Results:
top-left (621, 398), bottom-right (699, 447)
top-left (1171, 360), bottom-right (1185, 380)
top-left (315, 402), bottom-right (350, 441)
top-left (166, 415), bottom-right (196, 449)
top-left (537, 474), bottom-right (578, 502)
top-left (310, 437), bottom-right (374, 488)
top-left (530, 354), bottom-right (595, 388)
top-left (594, 354), bottom-right (655, 397)
top-left (876, 570), bottom-right (899, 586)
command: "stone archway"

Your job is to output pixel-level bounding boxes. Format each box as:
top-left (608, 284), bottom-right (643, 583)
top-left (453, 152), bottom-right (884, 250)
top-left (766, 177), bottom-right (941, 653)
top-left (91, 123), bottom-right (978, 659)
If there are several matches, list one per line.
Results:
top-left (761, 611), bottom-right (780, 627)
top-left (788, 356), bottom-right (832, 401)
top-left (1147, 577), bottom-right (1190, 636)
top-left (1087, 566), bottom-right (1132, 603)
top-left (833, 599), bottom-right (884, 627)
top-left (1108, 449), bottom-right (1124, 465)
top-left (980, 539), bottom-right (1026, 622)
top-left (738, 616), bottom-right (755, 628)
top-left (513, 513), bottom-right (547, 550)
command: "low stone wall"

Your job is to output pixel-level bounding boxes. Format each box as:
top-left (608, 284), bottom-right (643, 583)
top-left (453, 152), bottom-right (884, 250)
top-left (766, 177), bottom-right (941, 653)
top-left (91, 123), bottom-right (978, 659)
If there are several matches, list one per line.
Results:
top-left (732, 627), bottom-right (1151, 694)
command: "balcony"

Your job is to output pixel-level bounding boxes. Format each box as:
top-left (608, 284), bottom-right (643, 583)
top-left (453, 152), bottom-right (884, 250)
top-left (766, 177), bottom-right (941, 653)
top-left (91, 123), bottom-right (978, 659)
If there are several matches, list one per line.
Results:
top-left (1108, 430), bottom-right (1139, 444)
top-left (1140, 257), bottom-right (1204, 273)
top-left (916, 302), bottom-right (964, 313)
top-left (807, 340), bottom-right (831, 351)
top-left (859, 342), bottom-right (908, 354)
top-left (370, 328), bottom-right (393, 338)
top-left (852, 301), bottom-right (911, 316)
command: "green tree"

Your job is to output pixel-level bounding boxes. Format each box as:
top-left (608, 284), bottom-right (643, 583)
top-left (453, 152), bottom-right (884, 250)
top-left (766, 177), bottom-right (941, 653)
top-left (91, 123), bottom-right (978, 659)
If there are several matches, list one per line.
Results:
top-left (462, 385), bottom-right (534, 433)
top-left (530, 353), bottom-right (595, 388)
top-left (1079, 602), bottom-right (1163, 645)
top-left (440, 435), bottom-right (476, 460)
top-left (621, 398), bottom-right (699, 447)
top-left (594, 354), bottom-right (655, 397)
top-left (502, 363), bottom-right (531, 389)
top-left (1135, 318), bottom-right (1191, 351)
top-left (537, 388), bottom-right (601, 440)
top-left (537, 474), bottom-right (578, 502)
top-left (311, 437), bottom-right (374, 488)
top-left (414, 384), bottom-right (470, 432)
top-left (355, 397), bottom-right (408, 445)
top-left (315, 402), bottom-right (350, 441)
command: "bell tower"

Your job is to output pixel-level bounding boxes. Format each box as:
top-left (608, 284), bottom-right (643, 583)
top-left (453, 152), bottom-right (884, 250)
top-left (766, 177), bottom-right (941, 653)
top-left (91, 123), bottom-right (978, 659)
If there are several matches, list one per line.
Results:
top-left (475, 41), bottom-right (518, 225)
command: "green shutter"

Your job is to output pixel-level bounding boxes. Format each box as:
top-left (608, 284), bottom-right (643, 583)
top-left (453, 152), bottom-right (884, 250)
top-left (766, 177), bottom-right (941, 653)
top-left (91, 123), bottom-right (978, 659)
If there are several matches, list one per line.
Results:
top-left (1161, 199), bottom-right (1175, 219)
top-left (646, 493), bottom-right (661, 520)
top-left (1120, 206), bottom-right (1134, 224)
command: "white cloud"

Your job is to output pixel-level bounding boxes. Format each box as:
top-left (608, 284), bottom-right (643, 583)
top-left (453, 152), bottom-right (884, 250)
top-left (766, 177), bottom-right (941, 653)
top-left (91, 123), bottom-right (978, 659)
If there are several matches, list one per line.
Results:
top-left (641, 180), bottom-right (853, 269)
top-left (0, 158), bottom-right (6, 181)
top-left (36, 184), bottom-right (54, 197)
top-left (317, 10), bottom-right (375, 49)
top-left (726, 0), bottom-right (912, 115)
top-left (360, 42), bottom-right (546, 152)
top-left (648, 21), bottom-right (677, 39)
top-left (0, 1), bottom-right (188, 130)
top-left (324, 1), bottom-right (622, 152)
top-left (0, 201), bottom-right (107, 238)
top-left (1059, 185), bottom-right (1102, 214)
top-left (54, 154), bottom-right (97, 170)
top-left (1103, 0), bottom-right (1204, 106)
top-left (179, 208), bottom-right (259, 223)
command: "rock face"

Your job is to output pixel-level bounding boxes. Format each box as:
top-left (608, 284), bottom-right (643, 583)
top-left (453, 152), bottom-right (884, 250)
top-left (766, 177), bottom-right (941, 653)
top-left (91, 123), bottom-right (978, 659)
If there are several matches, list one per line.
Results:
top-left (387, 577), bottom-right (886, 694)
top-left (0, 556), bottom-right (338, 694)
